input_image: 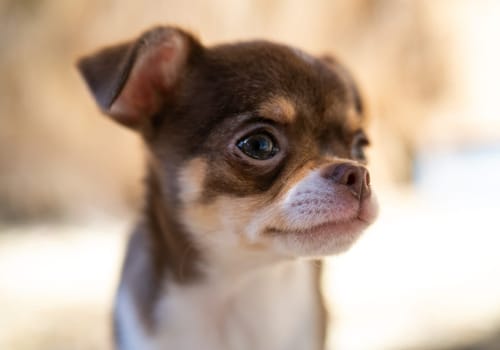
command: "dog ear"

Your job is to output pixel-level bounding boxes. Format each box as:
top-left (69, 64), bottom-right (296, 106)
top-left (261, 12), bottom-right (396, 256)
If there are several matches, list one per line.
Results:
top-left (77, 27), bottom-right (202, 129)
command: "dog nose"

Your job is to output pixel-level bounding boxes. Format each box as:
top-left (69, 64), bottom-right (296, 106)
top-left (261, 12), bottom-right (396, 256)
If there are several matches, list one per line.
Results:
top-left (321, 163), bottom-right (370, 199)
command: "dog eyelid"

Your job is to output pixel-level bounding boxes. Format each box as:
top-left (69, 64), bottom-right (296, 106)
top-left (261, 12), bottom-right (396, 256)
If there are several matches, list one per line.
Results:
top-left (241, 115), bottom-right (282, 128)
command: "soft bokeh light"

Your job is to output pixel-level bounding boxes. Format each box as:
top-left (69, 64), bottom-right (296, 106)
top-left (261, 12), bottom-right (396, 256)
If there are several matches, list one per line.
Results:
top-left (1, 1), bottom-right (499, 349)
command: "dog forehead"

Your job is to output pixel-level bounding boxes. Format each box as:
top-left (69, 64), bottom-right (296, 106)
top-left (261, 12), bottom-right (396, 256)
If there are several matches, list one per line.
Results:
top-left (198, 41), bottom-right (353, 125)
top-left (204, 42), bottom-right (337, 98)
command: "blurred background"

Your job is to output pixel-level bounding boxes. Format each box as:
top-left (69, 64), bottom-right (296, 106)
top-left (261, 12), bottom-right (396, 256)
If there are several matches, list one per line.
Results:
top-left (1, 0), bottom-right (499, 349)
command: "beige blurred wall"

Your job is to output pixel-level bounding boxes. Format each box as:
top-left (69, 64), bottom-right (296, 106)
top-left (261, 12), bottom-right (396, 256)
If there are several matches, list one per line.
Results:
top-left (0, 0), bottom-right (457, 222)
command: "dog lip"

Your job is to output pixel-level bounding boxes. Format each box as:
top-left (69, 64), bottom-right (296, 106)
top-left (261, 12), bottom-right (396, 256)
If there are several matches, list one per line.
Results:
top-left (269, 195), bottom-right (378, 236)
top-left (266, 216), bottom-right (368, 236)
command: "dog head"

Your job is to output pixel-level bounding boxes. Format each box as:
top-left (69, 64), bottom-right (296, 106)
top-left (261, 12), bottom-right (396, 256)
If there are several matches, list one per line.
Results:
top-left (78, 26), bottom-right (378, 271)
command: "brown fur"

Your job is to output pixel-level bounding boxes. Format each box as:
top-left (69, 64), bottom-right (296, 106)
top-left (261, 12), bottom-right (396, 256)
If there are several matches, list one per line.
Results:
top-left (78, 25), bottom-right (374, 349)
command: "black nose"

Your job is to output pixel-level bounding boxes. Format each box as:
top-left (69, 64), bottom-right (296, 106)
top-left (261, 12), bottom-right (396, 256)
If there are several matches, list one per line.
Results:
top-left (321, 163), bottom-right (370, 199)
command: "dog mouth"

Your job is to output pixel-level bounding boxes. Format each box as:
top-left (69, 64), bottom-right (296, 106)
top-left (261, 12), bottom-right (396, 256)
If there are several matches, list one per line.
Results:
top-left (264, 196), bottom-right (378, 241)
top-left (266, 216), bottom-right (369, 237)
top-left (265, 194), bottom-right (378, 238)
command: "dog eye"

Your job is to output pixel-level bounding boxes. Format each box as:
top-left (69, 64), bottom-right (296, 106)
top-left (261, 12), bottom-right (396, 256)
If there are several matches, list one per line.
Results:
top-left (351, 132), bottom-right (369, 161)
top-left (237, 133), bottom-right (279, 160)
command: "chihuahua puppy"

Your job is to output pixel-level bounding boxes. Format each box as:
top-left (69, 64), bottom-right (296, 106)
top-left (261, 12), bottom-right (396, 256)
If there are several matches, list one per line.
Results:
top-left (78, 26), bottom-right (377, 350)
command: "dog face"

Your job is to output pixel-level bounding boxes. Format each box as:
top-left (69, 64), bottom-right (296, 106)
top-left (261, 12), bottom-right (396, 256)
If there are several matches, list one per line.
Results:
top-left (78, 27), bottom-right (377, 267)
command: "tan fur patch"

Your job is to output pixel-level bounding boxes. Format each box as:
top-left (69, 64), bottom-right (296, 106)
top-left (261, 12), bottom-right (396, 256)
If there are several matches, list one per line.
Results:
top-left (179, 191), bottom-right (288, 277)
top-left (343, 107), bottom-right (363, 133)
top-left (183, 193), bottom-right (264, 239)
top-left (324, 101), bottom-right (363, 134)
top-left (178, 157), bottom-right (208, 204)
top-left (258, 96), bottom-right (296, 123)
top-left (178, 157), bottom-right (223, 234)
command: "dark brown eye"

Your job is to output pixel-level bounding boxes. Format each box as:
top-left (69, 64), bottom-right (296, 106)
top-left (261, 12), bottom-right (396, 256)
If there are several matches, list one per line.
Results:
top-left (237, 133), bottom-right (279, 160)
top-left (351, 132), bottom-right (369, 161)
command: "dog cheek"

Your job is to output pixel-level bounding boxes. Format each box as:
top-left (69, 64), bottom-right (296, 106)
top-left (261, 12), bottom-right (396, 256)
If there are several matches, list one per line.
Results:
top-left (177, 157), bottom-right (221, 235)
top-left (213, 197), bottom-right (282, 253)
top-left (178, 157), bottom-right (208, 204)
top-left (181, 203), bottom-right (221, 237)
top-left (183, 194), bottom-right (273, 250)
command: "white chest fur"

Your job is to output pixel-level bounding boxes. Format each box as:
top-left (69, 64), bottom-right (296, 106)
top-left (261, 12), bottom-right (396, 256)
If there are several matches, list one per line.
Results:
top-left (116, 259), bottom-right (323, 350)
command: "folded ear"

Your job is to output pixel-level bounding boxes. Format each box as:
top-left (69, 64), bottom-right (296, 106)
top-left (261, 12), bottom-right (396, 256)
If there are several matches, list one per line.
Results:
top-left (77, 26), bottom-right (201, 129)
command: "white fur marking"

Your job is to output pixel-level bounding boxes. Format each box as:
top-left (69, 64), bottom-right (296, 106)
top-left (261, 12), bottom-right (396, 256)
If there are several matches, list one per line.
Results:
top-left (147, 261), bottom-right (320, 350)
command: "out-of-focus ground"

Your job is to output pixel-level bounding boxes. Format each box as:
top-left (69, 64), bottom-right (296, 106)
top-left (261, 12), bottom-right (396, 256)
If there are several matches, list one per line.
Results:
top-left (3, 188), bottom-right (500, 350)
top-left (1, 0), bottom-right (500, 349)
